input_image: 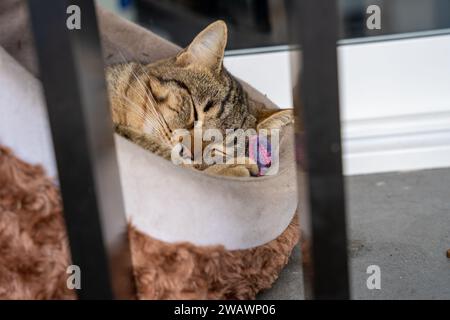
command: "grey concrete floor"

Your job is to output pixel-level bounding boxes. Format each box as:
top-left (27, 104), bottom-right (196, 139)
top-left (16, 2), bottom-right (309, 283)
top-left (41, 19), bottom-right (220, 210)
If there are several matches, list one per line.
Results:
top-left (258, 168), bottom-right (450, 300)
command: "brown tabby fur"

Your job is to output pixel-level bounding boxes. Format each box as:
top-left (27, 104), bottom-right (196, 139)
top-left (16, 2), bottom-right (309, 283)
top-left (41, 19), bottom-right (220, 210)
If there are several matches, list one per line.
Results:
top-left (107, 21), bottom-right (293, 176)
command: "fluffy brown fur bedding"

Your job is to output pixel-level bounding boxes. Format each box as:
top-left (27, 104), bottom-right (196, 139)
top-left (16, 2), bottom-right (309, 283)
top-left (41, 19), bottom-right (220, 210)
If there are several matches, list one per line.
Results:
top-left (130, 217), bottom-right (299, 300)
top-left (0, 146), bottom-right (75, 299)
top-left (0, 145), bottom-right (299, 300)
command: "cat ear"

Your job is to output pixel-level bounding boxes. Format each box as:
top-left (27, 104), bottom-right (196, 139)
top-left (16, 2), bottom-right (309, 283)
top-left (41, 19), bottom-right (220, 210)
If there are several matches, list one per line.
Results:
top-left (257, 109), bottom-right (294, 131)
top-left (177, 20), bottom-right (227, 73)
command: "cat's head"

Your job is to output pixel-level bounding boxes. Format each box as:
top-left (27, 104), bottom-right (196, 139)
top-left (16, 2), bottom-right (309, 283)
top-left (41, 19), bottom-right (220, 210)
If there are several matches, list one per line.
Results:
top-left (108, 20), bottom-right (292, 159)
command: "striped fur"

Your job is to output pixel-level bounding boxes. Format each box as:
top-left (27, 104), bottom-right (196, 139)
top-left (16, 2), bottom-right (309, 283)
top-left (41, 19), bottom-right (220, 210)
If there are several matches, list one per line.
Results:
top-left (106, 21), bottom-right (293, 176)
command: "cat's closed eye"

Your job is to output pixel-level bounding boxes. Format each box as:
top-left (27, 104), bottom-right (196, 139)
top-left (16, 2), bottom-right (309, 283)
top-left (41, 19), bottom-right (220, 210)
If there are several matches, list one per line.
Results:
top-left (149, 86), bottom-right (168, 103)
top-left (203, 101), bottom-right (214, 112)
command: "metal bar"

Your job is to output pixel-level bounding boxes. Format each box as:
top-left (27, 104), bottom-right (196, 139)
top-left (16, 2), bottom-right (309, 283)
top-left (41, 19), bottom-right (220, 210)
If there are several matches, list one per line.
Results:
top-left (289, 0), bottom-right (351, 299)
top-left (27, 0), bottom-right (135, 299)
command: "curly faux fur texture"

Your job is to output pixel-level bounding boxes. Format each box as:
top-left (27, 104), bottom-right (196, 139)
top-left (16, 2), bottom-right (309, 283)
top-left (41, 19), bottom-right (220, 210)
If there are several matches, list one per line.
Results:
top-left (0, 146), bottom-right (75, 299)
top-left (130, 216), bottom-right (299, 300)
top-left (0, 145), bottom-right (300, 299)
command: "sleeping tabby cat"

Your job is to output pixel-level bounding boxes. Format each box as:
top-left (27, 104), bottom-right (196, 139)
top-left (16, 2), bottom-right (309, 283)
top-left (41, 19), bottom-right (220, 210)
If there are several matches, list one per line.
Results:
top-left (106, 20), bottom-right (293, 177)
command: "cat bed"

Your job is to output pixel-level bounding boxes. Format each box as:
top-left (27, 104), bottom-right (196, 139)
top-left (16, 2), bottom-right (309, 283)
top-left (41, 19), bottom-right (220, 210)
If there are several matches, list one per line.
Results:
top-left (0, 1), bottom-right (299, 299)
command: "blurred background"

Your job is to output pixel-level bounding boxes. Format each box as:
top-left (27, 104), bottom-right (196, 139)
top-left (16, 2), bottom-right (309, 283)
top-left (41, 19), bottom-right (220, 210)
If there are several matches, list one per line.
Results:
top-left (98, 0), bottom-right (450, 47)
top-left (96, 0), bottom-right (450, 299)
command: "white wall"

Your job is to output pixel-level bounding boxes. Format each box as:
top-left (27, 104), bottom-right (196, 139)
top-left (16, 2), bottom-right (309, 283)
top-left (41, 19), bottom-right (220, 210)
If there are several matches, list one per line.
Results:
top-left (224, 34), bottom-right (450, 176)
top-left (225, 50), bottom-right (293, 109)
